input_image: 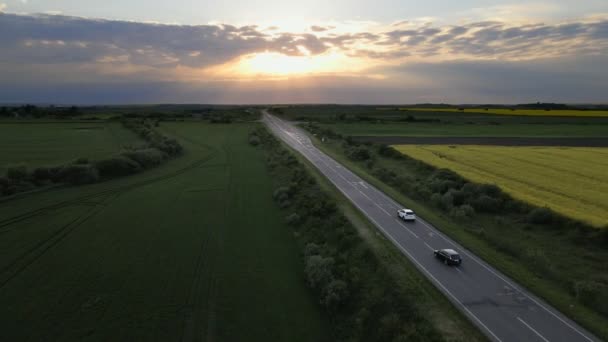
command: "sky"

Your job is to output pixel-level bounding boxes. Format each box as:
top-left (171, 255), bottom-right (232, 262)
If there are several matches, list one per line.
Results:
top-left (0, 0), bottom-right (607, 104)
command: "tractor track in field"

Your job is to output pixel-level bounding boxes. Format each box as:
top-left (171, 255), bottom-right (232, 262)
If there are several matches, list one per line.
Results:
top-left (0, 151), bottom-right (218, 232)
top-left (0, 146), bottom-right (220, 289)
top-left (0, 193), bottom-right (117, 290)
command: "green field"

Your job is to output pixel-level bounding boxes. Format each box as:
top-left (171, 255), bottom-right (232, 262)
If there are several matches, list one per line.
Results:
top-left (0, 122), bottom-right (328, 341)
top-left (320, 122), bottom-right (608, 137)
top-left (393, 145), bottom-right (608, 227)
top-left (0, 121), bottom-right (140, 171)
top-left (400, 108), bottom-right (608, 117)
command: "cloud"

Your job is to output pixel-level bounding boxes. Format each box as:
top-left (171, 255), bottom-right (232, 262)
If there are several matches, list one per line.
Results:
top-left (0, 4), bottom-right (6, 12)
top-left (0, 12), bottom-right (607, 103)
top-left (1, 12), bottom-right (606, 69)
top-left (310, 25), bottom-right (334, 32)
top-left (0, 13), bottom-right (332, 68)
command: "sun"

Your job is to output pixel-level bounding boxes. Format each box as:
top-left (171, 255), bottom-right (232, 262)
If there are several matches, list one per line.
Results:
top-left (245, 52), bottom-right (317, 75)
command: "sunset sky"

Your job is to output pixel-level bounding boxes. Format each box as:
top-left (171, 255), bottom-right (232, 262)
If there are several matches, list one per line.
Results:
top-left (1, 0), bottom-right (607, 104)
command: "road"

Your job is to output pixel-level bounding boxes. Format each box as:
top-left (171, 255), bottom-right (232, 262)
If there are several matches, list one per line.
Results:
top-left (262, 111), bottom-right (600, 342)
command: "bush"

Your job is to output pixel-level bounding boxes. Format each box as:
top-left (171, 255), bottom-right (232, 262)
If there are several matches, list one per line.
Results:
top-left (273, 186), bottom-right (290, 202)
top-left (470, 194), bottom-right (502, 213)
top-left (95, 156), bottom-right (142, 178)
top-left (574, 281), bottom-right (608, 315)
top-left (121, 148), bottom-right (167, 168)
top-left (32, 166), bottom-right (52, 182)
top-left (441, 192), bottom-right (454, 210)
top-left (377, 145), bottom-right (402, 159)
top-left (6, 165), bottom-right (28, 181)
top-left (58, 164), bottom-right (99, 185)
top-left (321, 279), bottom-right (348, 309)
top-left (249, 135), bottom-right (261, 146)
top-left (347, 146), bottom-right (371, 161)
top-left (304, 243), bottom-right (321, 258)
top-left (527, 207), bottom-right (555, 224)
top-left (450, 204), bottom-right (475, 221)
top-left (285, 212), bottom-right (301, 226)
top-left (73, 157), bottom-right (89, 165)
top-left (373, 168), bottom-right (397, 184)
top-left (305, 255), bottom-right (334, 289)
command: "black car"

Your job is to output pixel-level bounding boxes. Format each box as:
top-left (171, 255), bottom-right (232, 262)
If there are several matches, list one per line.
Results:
top-left (434, 249), bottom-right (462, 266)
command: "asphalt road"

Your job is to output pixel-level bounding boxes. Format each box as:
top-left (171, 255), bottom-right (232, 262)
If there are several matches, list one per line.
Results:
top-left (263, 111), bottom-right (600, 342)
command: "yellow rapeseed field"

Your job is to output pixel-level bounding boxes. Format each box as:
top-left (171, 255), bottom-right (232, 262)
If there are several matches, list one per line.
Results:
top-left (399, 108), bottom-right (608, 117)
top-left (393, 145), bottom-right (608, 227)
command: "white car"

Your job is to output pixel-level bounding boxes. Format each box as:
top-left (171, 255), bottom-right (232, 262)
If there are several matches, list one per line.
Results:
top-left (398, 208), bottom-right (416, 221)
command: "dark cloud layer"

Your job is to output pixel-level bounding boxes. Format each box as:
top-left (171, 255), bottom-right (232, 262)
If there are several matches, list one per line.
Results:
top-left (0, 13), bottom-right (607, 103)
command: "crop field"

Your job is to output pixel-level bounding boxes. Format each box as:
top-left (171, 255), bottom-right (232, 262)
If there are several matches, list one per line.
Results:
top-left (399, 107), bottom-right (608, 117)
top-left (0, 122), bottom-right (328, 341)
top-left (393, 145), bottom-right (608, 227)
top-left (0, 121), bottom-right (140, 171)
top-left (320, 122), bottom-right (608, 138)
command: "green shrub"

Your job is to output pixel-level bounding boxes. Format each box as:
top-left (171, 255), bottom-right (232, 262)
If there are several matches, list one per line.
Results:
top-left (73, 157), bottom-right (90, 165)
top-left (574, 281), bottom-right (608, 315)
top-left (6, 164), bottom-right (28, 181)
top-left (470, 194), bottom-right (502, 213)
top-left (321, 279), bottom-right (348, 309)
top-left (347, 146), bottom-right (371, 161)
top-left (58, 164), bottom-right (99, 185)
top-left (95, 156), bottom-right (142, 178)
top-left (285, 212), bottom-right (301, 226)
top-left (32, 167), bottom-right (52, 182)
top-left (304, 243), bottom-right (321, 257)
top-left (441, 192), bottom-right (454, 210)
top-left (527, 207), bottom-right (555, 224)
top-left (305, 255), bottom-right (334, 289)
top-left (249, 134), bottom-right (261, 146)
top-left (450, 204), bottom-right (475, 220)
top-left (121, 148), bottom-right (167, 168)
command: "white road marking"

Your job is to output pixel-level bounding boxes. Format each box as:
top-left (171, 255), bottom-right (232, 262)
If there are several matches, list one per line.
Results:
top-left (517, 317), bottom-right (550, 342)
top-left (424, 242), bottom-right (434, 251)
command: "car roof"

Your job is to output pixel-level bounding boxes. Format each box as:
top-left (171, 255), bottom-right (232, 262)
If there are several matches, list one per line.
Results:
top-left (400, 208), bottom-right (413, 212)
top-left (442, 249), bottom-right (459, 255)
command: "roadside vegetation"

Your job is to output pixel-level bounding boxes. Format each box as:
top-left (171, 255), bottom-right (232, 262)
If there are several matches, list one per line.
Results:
top-left (301, 123), bottom-right (608, 340)
top-left (251, 126), bottom-right (485, 342)
top-left (393, 145), bottom-right (608, 227)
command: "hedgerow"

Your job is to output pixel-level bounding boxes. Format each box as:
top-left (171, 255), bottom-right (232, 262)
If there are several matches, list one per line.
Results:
top-left (1, 119), bottom-right (183, 198)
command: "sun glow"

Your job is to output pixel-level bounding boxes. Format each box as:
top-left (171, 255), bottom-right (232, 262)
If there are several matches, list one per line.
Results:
top-left (234, 51), bottom-right (366, 77)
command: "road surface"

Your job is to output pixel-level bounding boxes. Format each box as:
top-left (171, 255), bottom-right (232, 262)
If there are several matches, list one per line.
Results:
top-left (263, 111), bottom-right (600, 342)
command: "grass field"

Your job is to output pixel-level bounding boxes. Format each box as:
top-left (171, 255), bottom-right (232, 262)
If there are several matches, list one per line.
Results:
top-left (400, 108), bottom-right (608, 117)
top-left (320, 122), bottom-right (608, 137)
top-left (393, 145), bottom-right (608, 227)
top-left (0, 122), bottom-right (328, 341)
top-left (0, 121), bottom-right (140, 171)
